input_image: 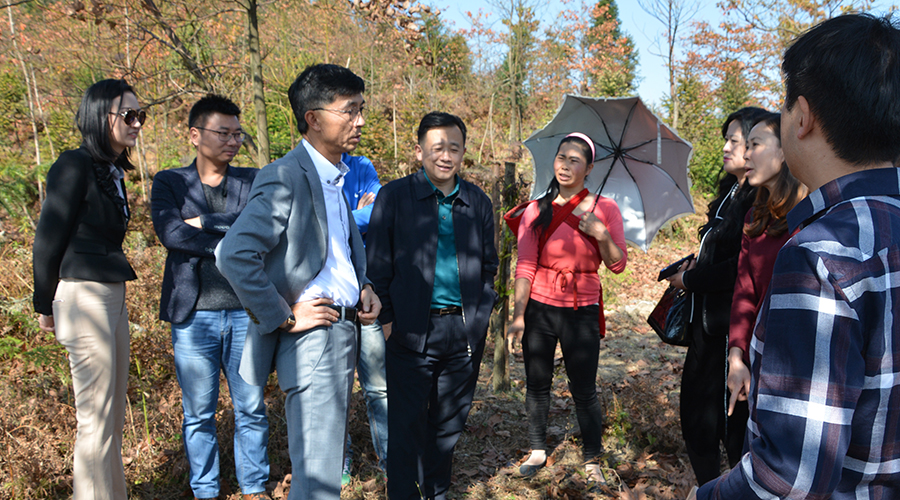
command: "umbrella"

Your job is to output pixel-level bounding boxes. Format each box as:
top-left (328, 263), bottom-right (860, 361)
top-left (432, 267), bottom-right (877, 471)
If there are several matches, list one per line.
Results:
top-left (524, 94), bottom-right (694, 252)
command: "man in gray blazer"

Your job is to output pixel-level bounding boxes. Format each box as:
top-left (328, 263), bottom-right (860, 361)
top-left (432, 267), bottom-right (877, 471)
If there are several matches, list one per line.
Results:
top-left (216, 64), bottom-right (381, 500)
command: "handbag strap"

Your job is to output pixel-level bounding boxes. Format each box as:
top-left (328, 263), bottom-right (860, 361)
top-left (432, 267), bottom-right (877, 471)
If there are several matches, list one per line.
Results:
top-left (538, 188), bottom-right (590, 251)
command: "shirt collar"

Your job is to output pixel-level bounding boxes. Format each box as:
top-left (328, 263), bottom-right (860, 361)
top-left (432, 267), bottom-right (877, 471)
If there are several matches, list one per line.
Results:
top-left (788, 167), bottom-right (900, 232)
top-left (423, 170), bottom-right (460, 200)
top-left (302, 139), bottom-right (349, 186)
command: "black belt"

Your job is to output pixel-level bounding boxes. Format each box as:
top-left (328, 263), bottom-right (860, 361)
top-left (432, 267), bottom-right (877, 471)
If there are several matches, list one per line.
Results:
top-left (326, 304), bottom-right (359, 323)
top-left (430, 305), bottom-right (462, 316)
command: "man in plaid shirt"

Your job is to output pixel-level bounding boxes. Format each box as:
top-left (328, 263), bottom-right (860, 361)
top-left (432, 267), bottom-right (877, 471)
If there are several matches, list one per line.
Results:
top-left (696, 14), bottom-right (900, 500)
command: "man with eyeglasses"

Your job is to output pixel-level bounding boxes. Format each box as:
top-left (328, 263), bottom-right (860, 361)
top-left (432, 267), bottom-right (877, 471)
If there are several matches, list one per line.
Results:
top-left (216, 64), bottom-right (381, 500)
top-left (151, 94), bottom-right (271, 500)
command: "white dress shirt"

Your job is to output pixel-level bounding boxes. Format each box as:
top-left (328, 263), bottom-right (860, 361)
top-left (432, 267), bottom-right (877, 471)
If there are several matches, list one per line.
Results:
top-left (296, 139), bottom-right (360, 307)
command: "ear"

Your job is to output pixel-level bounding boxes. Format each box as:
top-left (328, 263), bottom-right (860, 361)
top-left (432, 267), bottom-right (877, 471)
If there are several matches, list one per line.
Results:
top-left (585, 162), bottom-right (594, 177)
top-left (189, 128), bottom-right (201, 147)
top-left (415, 143), bottom-right (423, 162)
top-left (795, 95), bottom-right (816, 140)
top-left (304, 110), bottom-right (321, 133)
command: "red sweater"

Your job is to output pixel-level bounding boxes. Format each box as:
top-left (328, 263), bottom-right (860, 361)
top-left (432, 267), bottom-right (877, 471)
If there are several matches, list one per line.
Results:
top-left (729, 209), bottom-right (792, 361)
top-left (515, 196), bottom-right (627, 309)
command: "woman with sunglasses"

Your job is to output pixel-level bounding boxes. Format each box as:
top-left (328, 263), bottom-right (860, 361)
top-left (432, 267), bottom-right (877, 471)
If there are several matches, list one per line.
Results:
top-left (33, 79), bottom-right (145, 500)
top-left (508, 133), bottom-right (627, 487)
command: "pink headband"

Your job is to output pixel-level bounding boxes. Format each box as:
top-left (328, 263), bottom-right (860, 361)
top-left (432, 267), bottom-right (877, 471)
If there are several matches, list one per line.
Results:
top-left (565, 132), bottom-right (595, 162)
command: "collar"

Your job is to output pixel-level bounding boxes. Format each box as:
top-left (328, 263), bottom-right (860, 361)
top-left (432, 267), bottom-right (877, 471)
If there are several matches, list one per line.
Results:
top-left (108, 163), bottom-right (124, 181)
top-left (413, 168), bottom-right (468, 205)
top-left (302, 139), bottom-right (349, 185)
top-left (788, 167), bottom-right (900, 232)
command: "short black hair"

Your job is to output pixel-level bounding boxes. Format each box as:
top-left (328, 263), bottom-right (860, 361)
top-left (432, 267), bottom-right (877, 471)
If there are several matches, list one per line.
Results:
top-left (76, 78), bottom-right (136, 170)
top-left (783, 13), bottom-right (900, 166)
top-left (416, 112), bottom-right (467, 145)
top-left (288, 64), bottom-right (365, 134)
top-left (189, 94), bottom-right (241, 129)
top-left (721, 106), bottom-right (769, 141)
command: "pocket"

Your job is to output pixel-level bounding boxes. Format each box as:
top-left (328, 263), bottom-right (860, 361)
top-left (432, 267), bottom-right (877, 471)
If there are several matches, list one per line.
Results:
top-left (295, 327), bottom-right (328, 392)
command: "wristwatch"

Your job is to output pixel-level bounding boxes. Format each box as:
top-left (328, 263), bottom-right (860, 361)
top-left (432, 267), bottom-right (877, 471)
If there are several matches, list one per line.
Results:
top-left (282, 314), bottom-right (296, 330)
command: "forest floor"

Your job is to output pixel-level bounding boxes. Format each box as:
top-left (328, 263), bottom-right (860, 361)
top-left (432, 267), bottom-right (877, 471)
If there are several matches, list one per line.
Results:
top-left (0, 198), bottom-right (709, 500)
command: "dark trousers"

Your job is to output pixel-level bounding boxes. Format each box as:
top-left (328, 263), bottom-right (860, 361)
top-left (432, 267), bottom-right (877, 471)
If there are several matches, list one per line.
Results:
top-left (386, 313), bottom-right (484, 500)
top-left (522, 300), bottom-right (605, 460)
top-left (680, 319), bottom-right (749, 485)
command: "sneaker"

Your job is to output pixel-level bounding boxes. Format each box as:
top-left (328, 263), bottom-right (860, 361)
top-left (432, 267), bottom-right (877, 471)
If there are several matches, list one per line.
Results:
top-left (341, 455), bottom-right (352, 487)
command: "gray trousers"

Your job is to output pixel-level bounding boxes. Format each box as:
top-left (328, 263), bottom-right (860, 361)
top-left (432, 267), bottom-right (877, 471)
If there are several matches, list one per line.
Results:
top-left (278, 319), bottom-right (357, 500)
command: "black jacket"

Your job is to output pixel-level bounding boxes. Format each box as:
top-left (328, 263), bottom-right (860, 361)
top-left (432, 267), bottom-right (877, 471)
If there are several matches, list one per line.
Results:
top-left (366, 169), bottom-right (499, 352)
top-left (151, 162), bottom-right (257, 324)
top-left (33, 147), bottom-right (137, 315)
top-left (681, 180), bottom-right (756, 336)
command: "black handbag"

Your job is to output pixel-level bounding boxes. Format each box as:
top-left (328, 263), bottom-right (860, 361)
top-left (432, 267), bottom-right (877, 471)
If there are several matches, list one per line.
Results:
top-left (647, 286), bottom-right (692, 346)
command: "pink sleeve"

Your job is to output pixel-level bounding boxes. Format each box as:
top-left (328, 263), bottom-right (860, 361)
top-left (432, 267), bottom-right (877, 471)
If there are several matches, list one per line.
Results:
top-left (729, 228), bottom-right (756, 354)
top-left (595, 196), bottom-right (627, 274)
top-left (514, 202), bottom-right (540, 282)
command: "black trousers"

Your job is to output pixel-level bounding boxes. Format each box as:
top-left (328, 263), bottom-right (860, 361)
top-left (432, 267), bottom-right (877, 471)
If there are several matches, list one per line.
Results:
top-left (680, 319), bottom-right (749, 484)
top-left (386, 313), bottom-right (484, 500)
top-left (522, 300), bottom-right (605, 460)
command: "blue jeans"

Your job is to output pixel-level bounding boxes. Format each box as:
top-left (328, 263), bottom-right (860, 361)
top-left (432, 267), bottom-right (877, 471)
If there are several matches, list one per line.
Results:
top-left (172, 309), bottom-right (269, 498)
top-left (355, 321), bottom-right (388, 471)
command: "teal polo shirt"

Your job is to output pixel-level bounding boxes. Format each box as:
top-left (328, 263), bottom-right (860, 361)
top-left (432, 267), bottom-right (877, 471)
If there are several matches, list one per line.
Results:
top-left (425, 173), bottom-right (463, 309)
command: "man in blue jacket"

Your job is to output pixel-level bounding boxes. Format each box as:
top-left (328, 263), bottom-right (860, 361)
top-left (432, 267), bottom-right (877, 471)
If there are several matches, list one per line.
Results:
top-left (340, 154), bottom-right (388, 481)
top-left (151, 95), bottom-right (270, 500)
top-left (366, 112), bottom-right (499, 500)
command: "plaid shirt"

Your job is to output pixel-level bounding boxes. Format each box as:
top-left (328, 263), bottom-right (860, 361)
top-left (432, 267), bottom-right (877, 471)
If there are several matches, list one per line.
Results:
top-left (698, 168), bottom-right (900, 500)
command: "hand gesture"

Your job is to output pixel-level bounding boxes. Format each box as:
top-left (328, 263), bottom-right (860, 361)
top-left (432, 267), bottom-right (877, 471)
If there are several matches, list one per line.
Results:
top-left (727, 351), bottom-right (751, 416)
top-left (578, 212), bottom-right (608, 240)
top-left (357, 286), bottom-right (382, 325)
top-left (284, 297), bottom-right (339, 333)
top-left (356, 192), bottom-right (375, 210)
top-left (666, 258), bottom-right (696, 290)
top-left (507, 317), bottom-right (525, 354)
top-left (39, 314), bottom-right (55, 332)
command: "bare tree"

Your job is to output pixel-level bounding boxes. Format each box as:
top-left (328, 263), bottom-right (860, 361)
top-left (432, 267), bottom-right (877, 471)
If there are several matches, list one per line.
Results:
top-left (637, 0), bottom-right (700, 130)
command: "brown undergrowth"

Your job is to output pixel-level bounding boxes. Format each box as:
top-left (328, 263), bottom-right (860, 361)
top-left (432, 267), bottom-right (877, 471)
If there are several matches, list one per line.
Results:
top-left (0, 198), bottom-right (711, 499)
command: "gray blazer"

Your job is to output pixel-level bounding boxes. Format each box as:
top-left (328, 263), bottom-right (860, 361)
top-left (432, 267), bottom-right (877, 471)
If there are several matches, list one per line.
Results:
top-left (216, 143), bottom-right (368, 386)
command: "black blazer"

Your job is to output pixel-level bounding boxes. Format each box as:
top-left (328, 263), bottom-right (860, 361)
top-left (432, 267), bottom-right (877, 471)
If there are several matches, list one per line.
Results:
top-left (151, 162), bottom-right (257, 324)
top-left (33, 147), bottom-right (137, 315)
top-left (366, 169), bottom-right (500, 352)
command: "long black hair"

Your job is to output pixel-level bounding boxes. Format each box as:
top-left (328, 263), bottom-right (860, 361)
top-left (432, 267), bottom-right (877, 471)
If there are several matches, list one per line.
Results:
top-left (530, 134), bottom-right (594, 236)
top-left (76, 79), bottom-right (136, 171)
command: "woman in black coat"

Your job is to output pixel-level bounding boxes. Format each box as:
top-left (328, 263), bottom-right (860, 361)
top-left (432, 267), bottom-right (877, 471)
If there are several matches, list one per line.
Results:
top-left (667, 106), bottom-right (766, 485)
top-left (33, 79), bottom-right (145, 500)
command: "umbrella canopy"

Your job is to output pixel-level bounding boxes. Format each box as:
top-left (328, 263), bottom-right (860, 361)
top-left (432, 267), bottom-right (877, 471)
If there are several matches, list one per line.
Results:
top-left (524, 95), bottom-right (695, 252)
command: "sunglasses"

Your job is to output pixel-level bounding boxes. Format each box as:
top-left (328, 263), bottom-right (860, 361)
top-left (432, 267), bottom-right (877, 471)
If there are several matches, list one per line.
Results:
top-left (109, 109), bottom-right (147, 126)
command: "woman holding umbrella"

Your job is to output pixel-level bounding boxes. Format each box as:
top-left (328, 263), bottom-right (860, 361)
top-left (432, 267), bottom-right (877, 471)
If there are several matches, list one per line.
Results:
top-left (726, 112), bottom-right (807, 420)
top-left (508, 132), bottom-right (627, 485)
top-left (33, 79), bottom-right (142, 500)
top-left (666, 106), bottom-right (766, 485)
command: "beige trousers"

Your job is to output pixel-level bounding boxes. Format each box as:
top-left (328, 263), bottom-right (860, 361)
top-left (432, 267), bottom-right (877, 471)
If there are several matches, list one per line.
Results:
top-left (53, 279), bottom-right (129, 500)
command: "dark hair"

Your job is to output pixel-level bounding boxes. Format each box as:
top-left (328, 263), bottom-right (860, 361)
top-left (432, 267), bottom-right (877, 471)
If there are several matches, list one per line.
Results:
top-left (702, 107), bottom-right (769, 240)
top-left (530, 134), bottom-right (594, 236)
top-left (743, 113), bottom-right (808, 238)
top-left (783, 13), bottom-right (900, 166)
top-left (721, 106), bottom-right (768, 141)
top-left (189, 94), bottom-right (241, 129)
top-left (288, 64), bottom-right (365, 134)
top-left (416, 111), bottom-right (467, 145)
top-left (76, 79), bottom-right (136, 170)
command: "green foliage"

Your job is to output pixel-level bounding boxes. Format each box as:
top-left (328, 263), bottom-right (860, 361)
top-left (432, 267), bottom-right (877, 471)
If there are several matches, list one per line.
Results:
top-left (415, 13), bottom-right (472, 87)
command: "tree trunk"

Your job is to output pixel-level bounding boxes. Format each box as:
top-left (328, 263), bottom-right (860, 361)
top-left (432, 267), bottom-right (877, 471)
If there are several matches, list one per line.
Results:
top-left (246, 0), bottom-right (270, 167)
top-left (492, 161), bottom-right (517, 393)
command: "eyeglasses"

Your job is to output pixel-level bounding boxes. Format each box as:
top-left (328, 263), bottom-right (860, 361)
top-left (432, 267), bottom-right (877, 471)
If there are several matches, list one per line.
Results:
top-left (311, 106), bottom-right (366, 122)
top-left (194, 127), bottom-right (245, 143)
top-left (109, 109), bottom-right (147, 126)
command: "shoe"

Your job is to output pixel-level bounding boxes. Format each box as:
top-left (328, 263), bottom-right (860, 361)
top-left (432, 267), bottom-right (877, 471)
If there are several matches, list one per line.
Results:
top-left (341, 455), bottom-right (352, 487)
top-left (518, 458), bottom-right (547, 477)
top-left (242, 494), bottom-right (272, 500)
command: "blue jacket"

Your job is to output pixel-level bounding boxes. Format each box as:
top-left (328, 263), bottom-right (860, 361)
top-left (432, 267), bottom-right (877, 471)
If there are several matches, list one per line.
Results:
top-left (366, 169), bottom-right (499, 352)
top-left (151, 162), bottom-right (257, 324)
top-left (341, 153), bottom-right (382, 235)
